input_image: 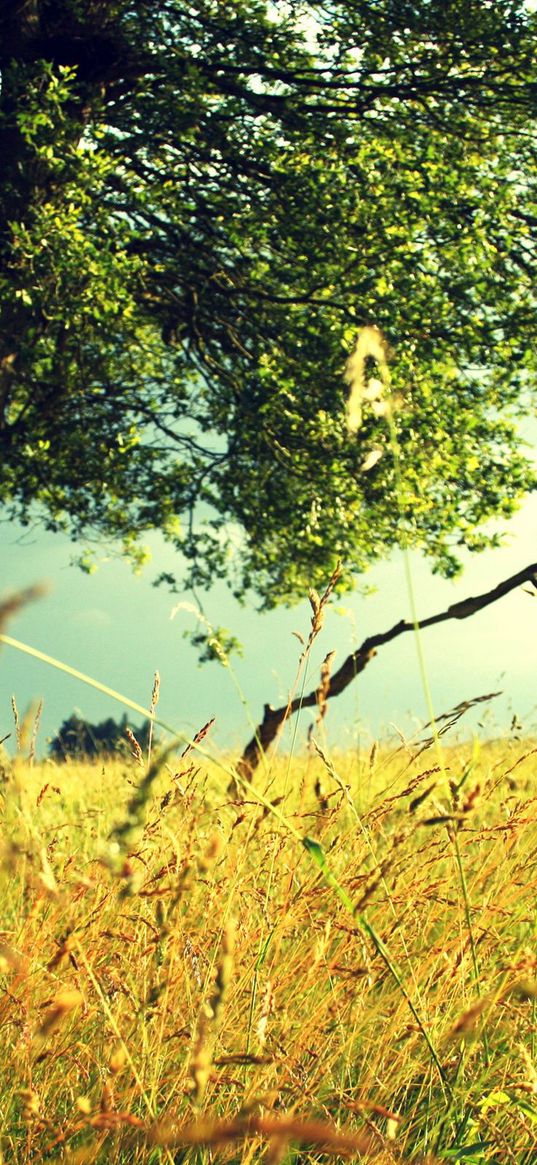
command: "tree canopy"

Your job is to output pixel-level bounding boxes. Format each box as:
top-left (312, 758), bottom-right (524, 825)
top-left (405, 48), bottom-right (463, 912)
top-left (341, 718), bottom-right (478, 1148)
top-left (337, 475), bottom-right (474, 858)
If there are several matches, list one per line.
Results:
top-left (1, 0), bottom-right (536, 606)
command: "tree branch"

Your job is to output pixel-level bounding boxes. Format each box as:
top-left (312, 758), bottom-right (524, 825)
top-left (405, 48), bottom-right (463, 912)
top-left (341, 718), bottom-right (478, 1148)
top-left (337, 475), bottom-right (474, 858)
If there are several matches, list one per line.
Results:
top-left (237, 561), bottom-right (537, 779)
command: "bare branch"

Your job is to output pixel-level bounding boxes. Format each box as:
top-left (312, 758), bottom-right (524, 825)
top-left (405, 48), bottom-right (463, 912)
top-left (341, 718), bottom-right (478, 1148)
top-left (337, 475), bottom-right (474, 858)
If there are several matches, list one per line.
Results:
top-left (237, 561), bottom-right (537, 778)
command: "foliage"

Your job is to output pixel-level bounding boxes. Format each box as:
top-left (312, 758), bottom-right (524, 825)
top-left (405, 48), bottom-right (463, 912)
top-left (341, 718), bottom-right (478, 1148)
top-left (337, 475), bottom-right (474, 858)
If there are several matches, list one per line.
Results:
top-left (0, 1), bottom-right (536, 605)
top-left (48, 711), bottom-right (152, 761)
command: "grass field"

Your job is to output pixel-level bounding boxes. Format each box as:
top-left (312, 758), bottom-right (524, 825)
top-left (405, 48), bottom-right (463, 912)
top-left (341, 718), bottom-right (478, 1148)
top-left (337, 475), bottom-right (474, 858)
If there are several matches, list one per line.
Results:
top-left (1, 726), bottom-right (537, 1165)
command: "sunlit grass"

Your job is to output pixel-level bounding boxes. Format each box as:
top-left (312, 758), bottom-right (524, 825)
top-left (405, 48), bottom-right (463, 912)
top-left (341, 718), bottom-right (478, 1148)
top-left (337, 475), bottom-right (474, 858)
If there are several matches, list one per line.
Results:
top-left (1, 730), bottom-right (537, 1163)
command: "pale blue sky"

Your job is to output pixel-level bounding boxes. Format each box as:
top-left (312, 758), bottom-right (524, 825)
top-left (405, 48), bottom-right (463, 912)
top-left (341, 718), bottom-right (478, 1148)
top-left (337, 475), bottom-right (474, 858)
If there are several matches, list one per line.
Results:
top-left (1, 480), bottom-right (537, 761)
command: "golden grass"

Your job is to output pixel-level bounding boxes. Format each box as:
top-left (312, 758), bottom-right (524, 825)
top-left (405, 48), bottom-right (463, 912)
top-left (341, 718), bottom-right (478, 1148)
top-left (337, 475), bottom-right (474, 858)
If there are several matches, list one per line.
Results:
top-left (1, 735), bottom-right (537, 1163)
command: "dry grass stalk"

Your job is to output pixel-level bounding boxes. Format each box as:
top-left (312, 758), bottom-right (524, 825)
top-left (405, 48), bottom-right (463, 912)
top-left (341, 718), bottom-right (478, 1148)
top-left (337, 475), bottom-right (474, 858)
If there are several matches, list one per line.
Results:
top-left (0, 584), bottom-right (47, 638)
top-left (310, 738), bottom-right (354, 813)
top-left (150, 1112), bottom-right (384, 1157)
top-left (147, 669), bottom-right (161, 764)
top-left (207, 918), bottom-right (235, 1026)
top-left (35, 988), bottom-right (84, 1040)
top-left (366, 765), bottom-right (442, 826)
top-left (11, 694), bottom-right (44, 760)
top-left (180, 716), bottom-right (216, 760)
top-left (28, 697), bottom-right (43, 766)
top-left (256, 978), bottom-right (274, 1050)
top-left (125, 726), bottom-right (144, 767)
top-left (306, 561), bottom-right (343, 649)
top-left (189, 919), bottom-right (236, 1104)
top-left (312, 649), bottom-right (337, 736)
top-left (11, 694), bottom-right (21, 751)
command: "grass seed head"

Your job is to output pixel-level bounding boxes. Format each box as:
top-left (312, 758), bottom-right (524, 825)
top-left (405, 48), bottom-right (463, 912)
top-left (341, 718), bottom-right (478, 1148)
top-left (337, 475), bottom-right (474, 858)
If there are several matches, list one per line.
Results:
top-left (36, 988), bottom-right (84, 1040)
top-left (11, 695), bottom-right (21, 751)
top-left (150, 670), bottom-right (161, 713)
top-left (125, 726), bottom-right (144, 766)
top-left (0, 585), bottom-right (47, 638)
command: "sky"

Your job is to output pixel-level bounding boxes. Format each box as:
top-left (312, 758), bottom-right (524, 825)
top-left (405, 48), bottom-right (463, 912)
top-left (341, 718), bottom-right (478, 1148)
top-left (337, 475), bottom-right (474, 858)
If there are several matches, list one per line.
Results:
top-left (1, 478), bottom-right (537, 763)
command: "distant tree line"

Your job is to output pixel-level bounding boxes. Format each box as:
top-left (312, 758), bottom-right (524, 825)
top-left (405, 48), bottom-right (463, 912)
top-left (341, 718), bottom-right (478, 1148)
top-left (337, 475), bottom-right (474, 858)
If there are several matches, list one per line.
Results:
top-left (49, 713), bottom-right (154, 762)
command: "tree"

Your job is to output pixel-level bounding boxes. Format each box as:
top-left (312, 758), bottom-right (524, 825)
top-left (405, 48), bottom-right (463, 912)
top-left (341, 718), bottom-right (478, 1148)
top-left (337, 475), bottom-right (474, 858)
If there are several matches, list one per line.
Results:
top-left (48, 712), bottom-right (153, 761)
top-left (0, 1), bottom-right (536, 608)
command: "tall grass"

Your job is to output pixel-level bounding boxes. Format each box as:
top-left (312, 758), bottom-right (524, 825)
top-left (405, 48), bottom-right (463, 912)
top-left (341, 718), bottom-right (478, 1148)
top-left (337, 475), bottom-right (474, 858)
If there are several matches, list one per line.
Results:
top-left (1, 728), bottom-right (537, 1163)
